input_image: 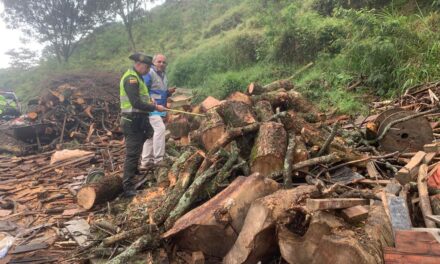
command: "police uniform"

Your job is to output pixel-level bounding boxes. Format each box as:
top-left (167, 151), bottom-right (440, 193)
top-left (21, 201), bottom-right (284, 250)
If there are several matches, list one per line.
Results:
top-left (120, 53), bottom-right (156, 197)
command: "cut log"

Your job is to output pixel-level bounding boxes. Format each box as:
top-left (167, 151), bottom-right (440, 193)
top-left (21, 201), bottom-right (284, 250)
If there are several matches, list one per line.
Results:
top-left (154, 151), bottom-right (203, 225)
top-left (313, 205), bottom-right (393, 264)
top-left (191, 109), bottom-right (227, 151)
top-left (301, 126), bottom-right (365, 162)
top-left (280, 110), bottom-right (315, 134)
top-left (247, 79), bottom-right (294, 95)
top-left (293, 136), bottom-right (309, 164)
top-left (164, 155), bottom-right (225, 229)
top-left (200, 96), bottom-right (220, 112)
top-left (254, 100), bottom-right (274, 122)
top-left (279, 205), bottom-right (392, 264)
top-left (163, 174), bottom-right (279, 258)
top-left (77, 175), bottom-right (123, 210)
top-left (216, 100), bottom-right (257, 127)
top-left (226, 91), bottom-right (252, 105)
top-left (223, 185), bottom-right (319, 264)
top-left (251, 90), bottom-right (315, 113)
top-left (278, 211), bottom-right (345, 264)
top-left (395, 151), bottom-right (426, 185)
top-left (250, 122), bottom-right (287, 177)
top-left (167, 116), bottom-right (190, 139)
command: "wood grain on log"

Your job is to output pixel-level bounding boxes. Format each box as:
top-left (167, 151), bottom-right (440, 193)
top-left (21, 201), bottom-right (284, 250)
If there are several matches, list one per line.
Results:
top-left (163, 174), bottom-right (279, 258)
top-left (224, 185), bottom-right (319, 264)
top-left (77, 175), bottom-right (122, 210)
top-left (250, 122), bottom-right (287, 177)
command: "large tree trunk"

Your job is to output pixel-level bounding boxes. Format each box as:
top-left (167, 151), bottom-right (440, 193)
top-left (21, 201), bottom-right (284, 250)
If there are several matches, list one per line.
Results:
top-left (223, 185), bottom-right (319, 264)
top-left (254, 100), bottom-right (274, 122)
top-left (167, 116), bottom-right (190, 139)
top-left (250, 122), bottom-right (287, 177)
top-left (77, 175), bottom-right (123, 210)
top-left (162, 174), bottom-right (279, 258)
top-left (190, 109), bottom-right (227, 151)
top-left (278, 205), bottom-right (393, 264)
top-left (216, 100), bottom-right (257, 127)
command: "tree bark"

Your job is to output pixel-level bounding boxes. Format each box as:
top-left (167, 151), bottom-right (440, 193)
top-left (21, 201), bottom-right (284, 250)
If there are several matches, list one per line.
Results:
top-left (250, 122), bottom-right (287, 177)
top-left (247, 79), bottom-right (294, 95)
top-left (223, 185), bottom-right (319, 264)
top-left (162, 174), bottom-right (279, 258)
top-left (153, 151), bottom-right (203, 225)
top-left (77, 174), bottom-right (123, 210)
top-left (254, 100), bottom-right (274, 122)
top-left (216, 100), bottom-right (257, 127)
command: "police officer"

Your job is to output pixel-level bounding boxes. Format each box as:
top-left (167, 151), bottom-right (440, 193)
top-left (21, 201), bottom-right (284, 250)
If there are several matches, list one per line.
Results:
top-left (120, 52), bottom-right (165, 197)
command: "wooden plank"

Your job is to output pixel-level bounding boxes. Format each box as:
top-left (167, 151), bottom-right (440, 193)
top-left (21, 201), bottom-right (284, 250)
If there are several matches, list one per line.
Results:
top-left (393, 230), bottom-right (440, 256)
top-left (418, 164), bottom-right (436, 228)
top-left (65, 219), bottom-right (91, 246)
top-left (386, 195), bottom-right (412, 232)
top-left (426, 215), bottom-right (440, 225)
top-left (306, 198), bottom-right (369, 211)
top-left (424, 143), bottom-right (440, 153)
top-left (366, 161), bottom-right (382, 179)
top-left (395, 151), bottom-right (426, 185)
top-left (385, 248), bottom-right (440, 264)
top-left (341, 205), bottom-right (369, 223)
top-left (424, 152), bottom-right (437, 164)
top-left (12, 242), bottom-right (49, 254)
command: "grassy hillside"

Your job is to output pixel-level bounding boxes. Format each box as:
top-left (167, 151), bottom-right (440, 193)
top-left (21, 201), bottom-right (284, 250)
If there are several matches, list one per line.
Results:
top-left (0, 0), bottom-right (439, 113)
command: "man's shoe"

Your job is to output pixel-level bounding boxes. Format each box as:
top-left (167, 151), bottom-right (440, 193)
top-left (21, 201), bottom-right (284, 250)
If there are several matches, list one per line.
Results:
top-left (140, 161), bottom-right (154, 170)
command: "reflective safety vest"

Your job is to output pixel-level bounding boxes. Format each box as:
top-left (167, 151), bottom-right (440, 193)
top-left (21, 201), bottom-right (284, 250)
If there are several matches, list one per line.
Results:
top-left (0, 95), bottom-right (6, 115)
top-left (119, 69), bottom-right (150, 113)
top-left (145, 68), bottom-right (168, 117)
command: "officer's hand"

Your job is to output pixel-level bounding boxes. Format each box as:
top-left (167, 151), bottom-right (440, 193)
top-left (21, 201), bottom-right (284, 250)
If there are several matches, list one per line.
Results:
top-left (155, 105), bottom-right (166, 112)
top-left (168, 87), bottom-right (176, 94)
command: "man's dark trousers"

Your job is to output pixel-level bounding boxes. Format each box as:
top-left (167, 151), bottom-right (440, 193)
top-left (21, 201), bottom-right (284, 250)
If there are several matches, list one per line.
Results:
top-left (121, 114), bottom-right (153, 192)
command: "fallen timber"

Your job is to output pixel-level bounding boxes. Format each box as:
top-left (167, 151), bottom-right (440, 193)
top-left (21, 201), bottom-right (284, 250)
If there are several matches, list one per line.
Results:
top-left (1, 77), bottom-right (440, 263)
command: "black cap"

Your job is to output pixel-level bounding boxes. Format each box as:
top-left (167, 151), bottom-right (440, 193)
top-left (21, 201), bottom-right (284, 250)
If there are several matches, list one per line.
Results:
top-left (129, 52), bottom-right (153, 65)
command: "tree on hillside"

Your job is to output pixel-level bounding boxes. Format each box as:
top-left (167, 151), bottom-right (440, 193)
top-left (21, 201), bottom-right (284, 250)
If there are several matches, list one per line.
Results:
top-left (110, 0), bottom-right (155, 50)
top-left (1, 0), bottom-right (112, 63)
top-left (5, 48), bottom-right (39, 70)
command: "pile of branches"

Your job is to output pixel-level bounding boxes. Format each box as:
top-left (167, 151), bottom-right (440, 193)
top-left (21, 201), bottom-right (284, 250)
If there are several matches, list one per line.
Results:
top-left (71, 78), bottom-right (401, 263)
top-left (26, 72), bottom-right (122, 148)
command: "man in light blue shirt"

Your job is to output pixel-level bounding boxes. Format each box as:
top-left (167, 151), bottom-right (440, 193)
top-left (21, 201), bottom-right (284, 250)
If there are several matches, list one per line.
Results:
top-left (141, 54), bottom-right (175, 168)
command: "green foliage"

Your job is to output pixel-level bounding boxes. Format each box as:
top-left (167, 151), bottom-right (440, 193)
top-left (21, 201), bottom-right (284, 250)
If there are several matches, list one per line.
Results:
top-left (2, 0), bottom-right (440, 115)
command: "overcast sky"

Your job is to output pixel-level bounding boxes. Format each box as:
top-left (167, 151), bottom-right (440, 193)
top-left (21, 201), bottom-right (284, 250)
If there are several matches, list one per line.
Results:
top-left (0, 1), bottom-right (165, 69)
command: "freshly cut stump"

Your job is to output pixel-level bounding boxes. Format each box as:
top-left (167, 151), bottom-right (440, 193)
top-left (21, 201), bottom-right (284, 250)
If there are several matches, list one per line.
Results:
top-left (77, 175), bottom-right (123, 210)
top-left (250, 122), bottom-right (287, 177)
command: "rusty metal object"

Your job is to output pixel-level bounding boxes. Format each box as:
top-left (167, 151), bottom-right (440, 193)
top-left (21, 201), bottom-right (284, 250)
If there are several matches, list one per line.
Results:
top-left (375, 108), bottom-right (404, 126)
top-left (377, 110), bottom-right (433, 152)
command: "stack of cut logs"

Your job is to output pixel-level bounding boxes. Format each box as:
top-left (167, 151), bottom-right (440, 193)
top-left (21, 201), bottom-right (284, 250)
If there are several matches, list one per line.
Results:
top-left (2, 77), bottom-right (440, 263)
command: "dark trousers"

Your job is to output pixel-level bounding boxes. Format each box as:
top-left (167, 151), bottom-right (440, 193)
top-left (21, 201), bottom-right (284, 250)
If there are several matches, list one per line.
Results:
top-left (121, 114), bottom-right (153, 191)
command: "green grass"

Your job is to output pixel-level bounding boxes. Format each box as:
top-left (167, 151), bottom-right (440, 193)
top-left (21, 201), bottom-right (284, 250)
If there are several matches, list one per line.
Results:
top-left (1, 0), bottom-right (439, 115)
